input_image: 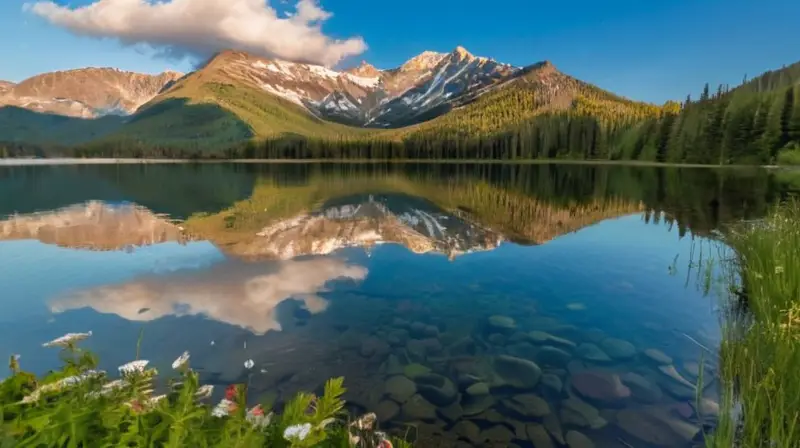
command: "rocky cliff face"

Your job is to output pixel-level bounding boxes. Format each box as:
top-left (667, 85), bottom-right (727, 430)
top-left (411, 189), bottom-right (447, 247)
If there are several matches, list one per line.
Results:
top-left (0, 68), bottom-right (183, 118)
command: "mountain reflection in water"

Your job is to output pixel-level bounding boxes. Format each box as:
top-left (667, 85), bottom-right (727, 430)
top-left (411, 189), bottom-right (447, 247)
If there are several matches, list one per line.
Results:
top-left (0, 162), bottom-right (794, 448)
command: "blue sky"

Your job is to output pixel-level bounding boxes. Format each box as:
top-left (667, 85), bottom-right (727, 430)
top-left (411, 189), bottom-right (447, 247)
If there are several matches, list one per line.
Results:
top-left (1, 0), bottom-right (798, 104)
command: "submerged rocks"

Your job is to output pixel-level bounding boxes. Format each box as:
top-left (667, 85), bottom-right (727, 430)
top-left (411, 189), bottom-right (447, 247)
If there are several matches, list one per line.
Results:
top-left (527, 423), bottom-right (555, 448)
top-left (571, 370), bottom-right (631, 406)
top-left (384, 375), bottom-right (416, 403)
top-left (466, 382), bottom-right (490, 396)
top-left (536, 346), bottom-right (573, 367)
top-left (414, 373), bottom-right (458, 406)
top-left (530, 331), bottom-right (577, 348)
top-left (541, 373), bottom-right (564, 394)
top-left (438, 401), bottom-right (464, 423)
top-left (566, 430), bottom-right (595, 448)
top-left (480, 425), bottom-right (514, 445)
top-left (488, 315), bottom-right (516, 333)
top-left (643, 348), bottom-right (673, 365)
top-left (462, 393), bottom-right (496, 416)
top-left (600, 338), bottom-right (637, 360)
top-left (576, 343), bottom-right (612, 363)
top-left (400, 394), bottom-right (437, 420)
top-left (454, 420), bottom-right (481, 444)
top-left (620, 372), bottom-right (663, 403)
top-left (491, 355), bottom-right (542, 389)
top-left (375, 400), bottom-right (400, 421)
top-left (616, 407), bottom-right (701, 446)
top-left (403, 363), bottom-right (431, 379)
top-left (543, 414), bottom-right (566, 445)
top-left (561, 397), bottom-right (606, 429)
top-left (360, 337), bottom-right (390, 358)
top-left (503, 394), bottom-right (551, 417)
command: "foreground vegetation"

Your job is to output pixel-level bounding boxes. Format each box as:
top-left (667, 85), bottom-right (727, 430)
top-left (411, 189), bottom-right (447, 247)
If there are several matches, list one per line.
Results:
top-left (708, 201), bottom-right (800, 447)
top-left (0, 335), bottom-right (406, 447)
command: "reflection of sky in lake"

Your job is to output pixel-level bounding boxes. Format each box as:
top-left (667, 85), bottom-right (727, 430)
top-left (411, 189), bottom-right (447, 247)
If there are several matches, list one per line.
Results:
top-left (0, 211), bottom-right (721, 379)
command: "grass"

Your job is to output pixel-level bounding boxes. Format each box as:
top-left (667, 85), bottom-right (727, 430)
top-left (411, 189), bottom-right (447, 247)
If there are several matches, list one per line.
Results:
top-left (0, 334), bottom-right (410, 447)
top-left (706, 200), bottom-right (800, 447)
top-left (776, 146), bottom-right (800, 166)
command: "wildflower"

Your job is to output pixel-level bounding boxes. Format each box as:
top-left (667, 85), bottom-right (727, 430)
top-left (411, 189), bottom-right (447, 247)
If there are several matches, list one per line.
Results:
top-left (212, 398), bottom-right (236, 417)
top-left (246, 405), bottom-right (272, 428)
top-left (20, 370), bottom-right (104, 403)
top-left (195, 384), bottom-right (214, 400)
top-left (171, 351), bottom-right (190, 370)
top-left (148, 394), bottom-right (167, 405)
top-left (118, 360), bottom-right (149, 375)
top-left (377, 440), bottom-right (393, 448)
top-left (283, 423), bottom-right (312, 441)
top-left (350, 412), bottom-right (377, 431)
top-left (42, 331), bottom-right (93, 348)
top-left (244, 359), bottom-right (254, 369)
top-left (775, 266), bottom-right (785, 274)
top-left (225, 384), bottom-right (238, 400)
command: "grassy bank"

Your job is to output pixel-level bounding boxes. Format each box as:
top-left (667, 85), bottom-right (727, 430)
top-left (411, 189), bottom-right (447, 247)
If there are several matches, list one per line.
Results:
top-left (708, 201), bottom-right (800, 447)
top-left (0, 335), bottom-right (408, 447)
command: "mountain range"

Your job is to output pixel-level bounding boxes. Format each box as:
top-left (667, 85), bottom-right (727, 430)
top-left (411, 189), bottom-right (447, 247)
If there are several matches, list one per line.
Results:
top-left (0, 46), bottom-right (646, 148)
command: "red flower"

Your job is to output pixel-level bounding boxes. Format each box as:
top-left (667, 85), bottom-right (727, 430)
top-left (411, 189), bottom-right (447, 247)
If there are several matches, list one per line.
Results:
top-left (225, 384), bottom-right (238, 401)
top-left (249, 404), bottom-right (264, 416)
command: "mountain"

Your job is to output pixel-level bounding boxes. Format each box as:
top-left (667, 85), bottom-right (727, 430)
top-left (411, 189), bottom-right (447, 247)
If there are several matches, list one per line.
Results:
top-left (0, 68), bottom-right (183, 118)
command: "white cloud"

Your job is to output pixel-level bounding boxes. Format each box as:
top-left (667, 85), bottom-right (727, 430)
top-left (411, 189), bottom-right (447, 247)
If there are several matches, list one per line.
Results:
top-left (26, 0), bottom-right (367, 67)
top-left (49, 257), bottom-right (368, 334)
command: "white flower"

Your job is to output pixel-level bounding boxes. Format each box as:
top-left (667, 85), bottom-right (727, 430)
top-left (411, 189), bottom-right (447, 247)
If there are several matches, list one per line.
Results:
top-left (244, 359), bottom-right (255, 369)
top-left (42, 331), bottom-right (93, 348)
top-left (148, 394), bottom-right (167, 405)
top-left (775, 266), bottom-right (785, 274)
top-left (20, 370), bottom-right (104, 403)
top-left (283, 423), bottom-right (312, 441)
top-left (118, 360), bottom-right (149, 375)
top-left (212, 398), bottom-right (235, 417)
top-left (172, 351), bottom-right (190, 370)
top-left (195, 385), bottom-right (214, 399)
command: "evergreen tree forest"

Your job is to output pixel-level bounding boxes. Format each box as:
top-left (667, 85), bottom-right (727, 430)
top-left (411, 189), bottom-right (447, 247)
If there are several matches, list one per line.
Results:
top-left (62, 61), bottom-right (800, 164)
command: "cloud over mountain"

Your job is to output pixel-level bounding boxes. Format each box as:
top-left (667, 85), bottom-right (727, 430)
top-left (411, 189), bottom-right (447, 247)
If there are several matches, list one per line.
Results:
top-left (26, 0), bottom-right (367, 67)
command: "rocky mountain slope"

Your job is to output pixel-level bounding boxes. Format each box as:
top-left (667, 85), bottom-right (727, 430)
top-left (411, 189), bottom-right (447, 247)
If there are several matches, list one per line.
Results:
top-left (0, 68), bottom-right (183, 118)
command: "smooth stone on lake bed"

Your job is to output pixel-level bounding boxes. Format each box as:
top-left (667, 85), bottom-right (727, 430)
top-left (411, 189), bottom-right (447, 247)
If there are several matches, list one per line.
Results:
top-left (527, 424), bottom-right (555, 448)
top-left (480, 425), bottom-right (514, 444)
top-left (566, 430), bottom-right (595, 448)
top-left (384, 375), bottom-right (417, 403)
top-left (403, 363), bottom-right (431, 379)
top-left (375, 399), bottom-right (400, 421)
top-left (571, 370), bottom-right (631, 405)
top-left (400, 394), bottom-right (437, 420)
top-left (600, 337), bottom-right (637, 359)
top-left (488, 315), bottom-right (516, 330)
top-left (454, 420), bottom-right (481, 444)
top-left (576, 343), bottom-right (612, 362)
top-left (529, 331), bottom-right (577, 348)
top-left (415, 373), bottom-right (458, 406)
top-left (536, 346), bottom-right (573, 367)
top-left (466, 382), bottom-right (490, 396)
top-left (620, 372), bottom-right (662, 403)
top-left (492, 355), bottom-right (543, 388)
top-left (504, 393), bottom-right (551, 417)
top-left (644, 348), bottom-right (673, 365)
top-left (541, 373), bottom-right (563, 393)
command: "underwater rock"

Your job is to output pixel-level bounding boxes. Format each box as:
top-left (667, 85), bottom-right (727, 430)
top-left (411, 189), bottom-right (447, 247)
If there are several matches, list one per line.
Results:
top-left (337, 328), bottom-right (364, 350)
top-left (576, 343), bottom-right (612, 363)
top-left (643, 348), bottom-right (673, 365)
top-left (466, 382), bottom-right (490, 396)
top-left (567, 360), bottom-right (589, 376)
top-left (616, 407), bottom-right (701, 446)
top-left (462, 393), bottom-right (496, 416)
top-left (415, 373), bottom-right (458, 406)
top-left (488, 333), bottom-right (506, 345)
top-left (384, 375), bottom-right (417, 403)
top-left (506, 342), bottom-right (539, 360)
top-left (541, 373), bottom-right (564, 394)
top-left (571, 370), bottom-right (631, 406)
top-left (400, 394), bottom-right (437, 421)
top-left (566, 430), bottom-right (595, 448)
top-left (508, 332), bottom-right (530, 344)
top-left (361, 337), bottom-right (390, 358)
top-left (504, 393), bottom-right (551, 417)
top-left (386, 329), bottom-right (409, 347)
top-left (529, 330), bottom-right (577, 348)
top-left (488, 315), bottom-right (516, 331)
top-left (375, 399), bottom-right (400, 421)
top-left (536, 346), bottom-right (573, 367)
top-left (480, 425), bottom-right (515, 445)
top-left (658, 365), bottom-right (698, 390)
top-left (453, 420), bottom-right (481, 444)
top-left (620, 372), bottom-right (662, 404)
top-left (438, 401), bottom-right (464, 423)
top-left (600, 338), bottom-right (637, 360)
top-left (562, 396), bottom-right (606, 429)
top-left (566, 303), bottom-right (587, 311)
top-left (384, 354), bottom-right (405, 376)
top-left (491, 355), bottom-right (543, 389)
top-left (457, 374), bottom-right (482, 390)
top-left (423, 324), bottom-right (439, 338)
top-left (403, 363), bottom-right (432, 379)
top-left (657, 377), bottom-right (696, 400)
top-left (409, 322), bottom-right (428, 338)
top-left (543, 413), bottom-right (566, 444)
top-left (392, 317), bottom-right (410, 328)
top-left (694, 397), bottom-right (720, 419)
top-left (406, 339), bottom-right (427, 361)
top-left (582, 328), bottom-right (607, 344)
top-left (527, 423), bottom-right (555, 448)
top-left (472, 409), bottom-right (505, 424)
top-left (682, 361), bottom-right (701, 379)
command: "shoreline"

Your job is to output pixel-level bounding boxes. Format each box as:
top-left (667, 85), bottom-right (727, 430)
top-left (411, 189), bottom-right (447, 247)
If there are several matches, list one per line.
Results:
top-left (0, 157), bottom-right (790, 169)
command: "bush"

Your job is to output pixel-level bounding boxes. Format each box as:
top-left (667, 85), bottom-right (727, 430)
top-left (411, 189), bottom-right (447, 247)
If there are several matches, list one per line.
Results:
top-left (776, 144), bottom-right (800, 165)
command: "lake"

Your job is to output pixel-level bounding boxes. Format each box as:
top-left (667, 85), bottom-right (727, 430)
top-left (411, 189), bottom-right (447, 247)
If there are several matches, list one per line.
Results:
top-left (0, 162), bottom-right (795, 447)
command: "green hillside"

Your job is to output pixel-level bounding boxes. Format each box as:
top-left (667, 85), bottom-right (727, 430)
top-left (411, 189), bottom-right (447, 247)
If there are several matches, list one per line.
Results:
top-left (0, 106), bottom-right (122, 147)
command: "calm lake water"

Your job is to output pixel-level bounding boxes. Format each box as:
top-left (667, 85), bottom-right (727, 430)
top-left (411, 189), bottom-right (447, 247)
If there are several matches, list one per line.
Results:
top-left (0, 162), bottom-right (796, 447)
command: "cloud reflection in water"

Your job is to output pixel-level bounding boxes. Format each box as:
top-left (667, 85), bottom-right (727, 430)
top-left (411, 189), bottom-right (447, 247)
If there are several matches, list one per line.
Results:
top-left (49, 257), bottom-right (367, 334)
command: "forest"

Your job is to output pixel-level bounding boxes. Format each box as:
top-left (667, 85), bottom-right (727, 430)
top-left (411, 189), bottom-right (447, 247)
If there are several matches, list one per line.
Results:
top-left (37, 62), bottom-right (800, 165)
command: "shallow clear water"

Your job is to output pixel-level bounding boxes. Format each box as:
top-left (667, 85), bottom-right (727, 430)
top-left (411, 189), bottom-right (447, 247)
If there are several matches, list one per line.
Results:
top-left (0, 162), bottom-right (791, 447)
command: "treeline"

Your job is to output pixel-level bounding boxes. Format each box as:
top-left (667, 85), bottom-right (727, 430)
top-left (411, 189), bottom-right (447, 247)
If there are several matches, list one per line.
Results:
top-left (0, 141), bottom-right (54, 158)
